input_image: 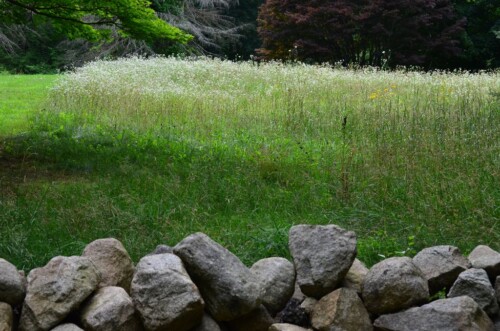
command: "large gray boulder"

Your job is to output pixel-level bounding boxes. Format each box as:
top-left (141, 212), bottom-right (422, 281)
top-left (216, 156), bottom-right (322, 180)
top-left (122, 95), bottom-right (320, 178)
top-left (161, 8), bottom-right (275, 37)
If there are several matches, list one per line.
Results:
top-left (0, 302), bottom-right (13, 331)
top-left (373, 296), bottom-right (494, 331)
top-left (131, 253), bottom-right (204, 331)
top-left (362, 257), bottom-right (429, 315)
top-left (448, 268), bottom-right (499, 317)
top-left (413, 245), bottom-right (470, 294)
top-left (19, 256), bottom-right (100, 331)
top-left (250, 257), bottom-right (296, 315)
top-left (80, 286), bottom-right (142, 331)
top-left (288, 224), bottom-right (357, 298)
top-left (82, 238), bottom-right (135, 293)
top-left (0, 258), bottom-right (26, 305)
top-left (469, 246), bottom-right (500, 281)
top-left (311, 287), bottom-right (372, 331)
top-left (341, 258), bottom-right (369, 294)
top-left (50, 324), bottom-right (84, 331)
top-left (173, 232), bottom-right (262, 321)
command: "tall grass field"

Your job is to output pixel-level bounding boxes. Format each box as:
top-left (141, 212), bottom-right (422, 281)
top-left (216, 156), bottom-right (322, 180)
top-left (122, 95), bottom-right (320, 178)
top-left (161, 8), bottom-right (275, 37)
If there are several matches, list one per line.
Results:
top-left (0, 57), bottom-right (499, 271)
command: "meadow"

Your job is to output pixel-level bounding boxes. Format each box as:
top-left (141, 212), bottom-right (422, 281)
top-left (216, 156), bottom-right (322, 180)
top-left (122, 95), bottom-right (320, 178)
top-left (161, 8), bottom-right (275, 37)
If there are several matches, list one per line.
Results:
top-left (0, 57), bottom-right (498, 272)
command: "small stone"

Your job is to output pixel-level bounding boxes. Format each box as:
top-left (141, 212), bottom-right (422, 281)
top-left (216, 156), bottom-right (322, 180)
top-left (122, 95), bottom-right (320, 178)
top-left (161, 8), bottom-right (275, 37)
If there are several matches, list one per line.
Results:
top-left (0, 302), bottom-right (13, 331)
top-left (80, 286), bottom-right (142, 331)
top-left (131, 253), bottom-right (204, 331)
top-left (146, 245), bottom-right (173, 255)
top-left (277, 298), bottom-right (309, 327)
top-left (19, 256), bottom-right (100, 331)
top-left (413, 245), bottom-right (470, 295)
top-left (448, 268), bottom-right (499, 316)
top-left (269, 324), bottom-right (310, 331)
top-left (341, 258), bottom-right (369, 294)
top-left (251, 257), bottom-right (296, 315)
top-left (82, 238), bottom-right (135, 293)
top-left (373, 296), bottom-right (494, 331)
top-left (299, 297), bottom-right (318, 315)
top-left (291, 282), bottom-right (306, 302)
top-left (50, 324), bottom-right (84, 331)
top-left (0, 258), bottom-right (26, 306)
top-left (288, 224), bottom-right (357, 298)
top-left (469, 245), bottom-right (500, 281)
top-left (174, 232), bottom-right (262, 321)
top-left (226, 305), bottom-right (273, 331)
top-left (362, 256), bottom-right (429, 315)
top-left (311, 287), bottom-right (373, 331)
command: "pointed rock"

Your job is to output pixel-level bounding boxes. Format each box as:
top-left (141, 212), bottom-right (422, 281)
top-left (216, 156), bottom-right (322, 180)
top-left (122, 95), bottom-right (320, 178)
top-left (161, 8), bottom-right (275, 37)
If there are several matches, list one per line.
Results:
top-left (82, 238), bottom-right (134, 293)
top-left (373, 296), bottom-right (494, 331)
top-left (362, 257), bottom-right (429, 315)
top-left (288, 224), bottom-right (357, 298)
top-left (131, 253), bottom-right (204, 331)
top-left (311, 287), bottom-right (373, 331)
top-left (469, 246), bottom-right (500, 281)
top-left (341, 258), bottom-right (369, 294)
top-left (413, 245), bottom-right (470, 295)
top-left (448, 268), bottom-right (499, 317)
top-left (19, 256), bottom-right (100, 331)
top-left (174, 232), bottom-right (262, 321)
top-left (80, 286), bottom-right (142, 331)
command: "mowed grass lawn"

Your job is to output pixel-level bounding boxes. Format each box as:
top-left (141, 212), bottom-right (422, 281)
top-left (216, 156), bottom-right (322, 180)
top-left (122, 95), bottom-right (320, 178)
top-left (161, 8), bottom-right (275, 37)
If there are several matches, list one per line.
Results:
top-left (0, 59), bottom-right (499, 272)
top-left (0, 74), bottom-right (59, 135)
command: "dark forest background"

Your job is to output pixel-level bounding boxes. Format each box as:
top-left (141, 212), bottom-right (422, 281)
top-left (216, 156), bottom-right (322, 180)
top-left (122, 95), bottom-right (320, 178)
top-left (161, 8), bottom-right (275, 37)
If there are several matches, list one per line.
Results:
top-left (0, 0), bottom-right (498, 73)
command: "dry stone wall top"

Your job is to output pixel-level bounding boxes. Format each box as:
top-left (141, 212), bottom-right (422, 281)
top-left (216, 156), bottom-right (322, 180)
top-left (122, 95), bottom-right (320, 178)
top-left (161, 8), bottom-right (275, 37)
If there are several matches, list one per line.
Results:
top-left (0, 224), bottom-right (499, 331)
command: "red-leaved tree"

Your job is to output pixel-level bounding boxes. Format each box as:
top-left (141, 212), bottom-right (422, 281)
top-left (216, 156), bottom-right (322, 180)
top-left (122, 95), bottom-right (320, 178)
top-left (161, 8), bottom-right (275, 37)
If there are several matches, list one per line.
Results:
top-left (257, 0), bottom-right (466, 67)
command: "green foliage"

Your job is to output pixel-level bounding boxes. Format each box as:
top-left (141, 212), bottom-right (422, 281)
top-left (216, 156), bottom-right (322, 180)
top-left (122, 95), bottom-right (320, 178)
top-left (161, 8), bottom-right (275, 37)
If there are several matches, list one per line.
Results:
top-left (0, 23), bottom-right (66, 73)
top-left (452, 0), bottom-right (500, 69)
top-left (1, 0), bottom-right (192, 43)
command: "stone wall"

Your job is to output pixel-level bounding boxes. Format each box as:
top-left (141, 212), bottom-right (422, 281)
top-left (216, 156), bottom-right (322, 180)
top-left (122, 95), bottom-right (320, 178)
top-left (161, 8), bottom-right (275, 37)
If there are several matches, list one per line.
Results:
top-left (1, 224), bottom-right (499, 331)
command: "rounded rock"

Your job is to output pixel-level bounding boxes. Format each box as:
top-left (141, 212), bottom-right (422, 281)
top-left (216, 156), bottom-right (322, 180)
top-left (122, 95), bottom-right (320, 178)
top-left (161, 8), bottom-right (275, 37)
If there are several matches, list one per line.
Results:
top-left (362, 257), bottom-right (429, 315)
top-left (0, 258), bottom-right (26, 306)
top-left (251, 257), bottom-right (296, 315)
top-left (82, 238), bottom-right (135, 293)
